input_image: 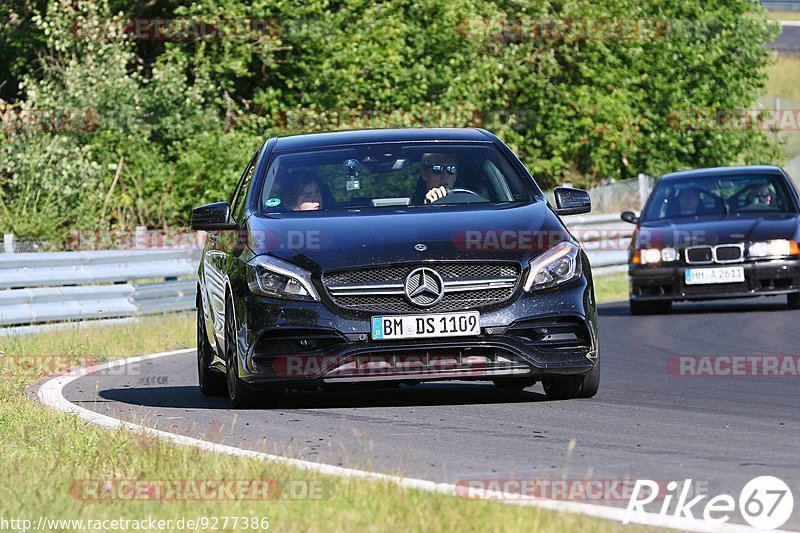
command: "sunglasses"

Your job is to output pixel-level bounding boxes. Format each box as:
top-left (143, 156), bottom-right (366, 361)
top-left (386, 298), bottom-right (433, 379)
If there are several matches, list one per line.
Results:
top-left (755, 192), bottom-right (771, 198)
top-left (427, 164), bottom-right (457, 175)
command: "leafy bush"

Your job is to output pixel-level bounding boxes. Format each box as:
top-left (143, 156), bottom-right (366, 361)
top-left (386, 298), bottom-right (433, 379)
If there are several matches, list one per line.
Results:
top-left (0, 0), bottom-right (783, 246)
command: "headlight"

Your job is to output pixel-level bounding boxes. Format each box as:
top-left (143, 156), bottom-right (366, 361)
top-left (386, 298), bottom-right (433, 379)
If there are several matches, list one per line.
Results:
top-left (523, 241), bottom-right (582, 291)
top-left (246, 255), bottom-right (320, 301)
top-left (632, 247), bottom-right (679, 265)
top-left (748, 239), bottom-right (800, 258)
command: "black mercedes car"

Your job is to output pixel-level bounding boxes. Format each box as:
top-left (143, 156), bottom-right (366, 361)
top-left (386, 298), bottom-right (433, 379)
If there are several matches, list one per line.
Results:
top-left (191, 128), bottom-right (600, 407)
top-left (623, 165), bottom-right (800, 315)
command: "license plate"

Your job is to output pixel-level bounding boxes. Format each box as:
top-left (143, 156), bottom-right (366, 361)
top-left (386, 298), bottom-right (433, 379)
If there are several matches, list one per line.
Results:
top-left (371, 311), bottom-right (480, 340)
top-left (685, 266), bottom-right (745, 285)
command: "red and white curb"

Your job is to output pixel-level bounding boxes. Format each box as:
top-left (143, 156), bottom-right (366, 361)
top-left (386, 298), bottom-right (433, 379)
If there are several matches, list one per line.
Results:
top-left (36, 348), bottom-right (773, 532)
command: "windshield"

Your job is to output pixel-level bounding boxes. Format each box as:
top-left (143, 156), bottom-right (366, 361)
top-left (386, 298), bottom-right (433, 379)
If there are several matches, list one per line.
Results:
top-left (641, 173), bottom-right (798, 222)
top-left (258, 143), bottom-right (534, 214)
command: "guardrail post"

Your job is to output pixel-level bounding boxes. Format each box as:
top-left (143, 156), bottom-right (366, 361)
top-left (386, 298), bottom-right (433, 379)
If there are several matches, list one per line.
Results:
top-left (3, 233), bottom-right (14, 254)
top-left (135, 226), bottom-right (148, 249)
top-left (638, 173), bottom-right (651, 210)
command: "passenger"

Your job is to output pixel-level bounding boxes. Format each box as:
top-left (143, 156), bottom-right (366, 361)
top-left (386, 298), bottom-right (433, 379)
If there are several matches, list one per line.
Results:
top-left (411, 152), bottom-right (459, 204)
top-left (288, 174), bottom-right (324, 211)
top-left (677, 188), bottom-right (701, 216)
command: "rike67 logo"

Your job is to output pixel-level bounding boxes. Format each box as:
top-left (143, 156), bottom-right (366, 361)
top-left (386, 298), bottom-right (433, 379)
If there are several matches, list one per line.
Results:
top-left (624, 476), bottom-right (794, 529)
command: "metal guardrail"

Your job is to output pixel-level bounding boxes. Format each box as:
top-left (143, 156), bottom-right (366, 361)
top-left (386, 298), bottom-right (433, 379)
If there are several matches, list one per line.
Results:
top-left (0, 214), bottom-right (631, 328)
top-left (764, 2), bottom-right (800, 12)
top-left (0, 249), bottom-right (200, 327)
top-left (564, 213), bottom-right (631, 275)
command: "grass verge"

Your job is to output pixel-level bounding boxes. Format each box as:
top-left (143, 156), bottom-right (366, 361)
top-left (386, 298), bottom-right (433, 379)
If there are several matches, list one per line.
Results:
top-left (764, 56), bottom-right (800, 102)
top-left (594, 272), bottom-right (628, 304)
top-left (762, 56), bottom-right (800, 165)
top-left (767, 11), bottom-right (800, 21)
top-left (0, 314), bottom-right (635, 532)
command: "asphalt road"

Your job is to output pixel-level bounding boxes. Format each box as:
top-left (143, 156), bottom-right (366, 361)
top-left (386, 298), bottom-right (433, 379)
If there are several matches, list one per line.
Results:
top-left (61, 298), bottom-right (800, 528)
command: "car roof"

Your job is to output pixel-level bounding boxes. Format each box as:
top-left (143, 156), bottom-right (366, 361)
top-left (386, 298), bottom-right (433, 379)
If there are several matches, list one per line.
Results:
top-left (271, 128), bottom-right (495, 152)
top-left (660, 165), bottom-right (786, 181)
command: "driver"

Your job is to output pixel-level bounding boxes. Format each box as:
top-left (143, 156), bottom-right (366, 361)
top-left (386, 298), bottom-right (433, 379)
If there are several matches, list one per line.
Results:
top-left (747, 185), bottom-right (772, 206)
top-left (411, 152), bottom-right (459, 204)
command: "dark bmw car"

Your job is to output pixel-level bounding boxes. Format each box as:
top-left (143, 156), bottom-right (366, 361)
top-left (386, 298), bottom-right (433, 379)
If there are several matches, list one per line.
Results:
top-left (191, 128), bottom-right (600, 407)
top-left (623, 165), bottom-right (800, 315)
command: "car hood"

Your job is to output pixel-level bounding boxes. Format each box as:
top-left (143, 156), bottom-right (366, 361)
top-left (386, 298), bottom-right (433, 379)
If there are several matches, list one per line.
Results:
top-left (246, 202), bottom-right (569, 273)
top-left (636, 213), bottom-right (800, 248)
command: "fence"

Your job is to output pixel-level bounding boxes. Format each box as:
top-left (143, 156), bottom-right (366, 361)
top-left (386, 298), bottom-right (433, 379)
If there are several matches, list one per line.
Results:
top-left (0, 249), bottom-right (200, 327)
top-left (1, 226), bottom-right (206, 254)
top-left (567, 213), bottom-right (632, 275)
top-left (544, 173), bottom-right (653, 214)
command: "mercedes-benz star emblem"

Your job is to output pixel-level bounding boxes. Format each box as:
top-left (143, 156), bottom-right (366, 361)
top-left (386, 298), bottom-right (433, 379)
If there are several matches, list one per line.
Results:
top-left (404, 267), bottom-right (444, 307)
top-left (414, 243), bottom-right (427, 252)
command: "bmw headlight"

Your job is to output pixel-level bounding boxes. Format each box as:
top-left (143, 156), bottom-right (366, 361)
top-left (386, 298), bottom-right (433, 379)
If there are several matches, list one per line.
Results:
top-left (748, 239), bottom-right (800, 258)
top-left (523, 241), bottom-right (582, 291)
top-left (632, 247), bottom-right (679, 264)
top-left (246, 255), bottom-right (320, 301)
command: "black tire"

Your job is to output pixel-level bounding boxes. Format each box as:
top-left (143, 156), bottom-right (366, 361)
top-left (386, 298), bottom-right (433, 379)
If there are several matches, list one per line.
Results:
top-left (224, 299), bottom-right (260, 409)
top-left (630, 299), bottom-right (671, 315)
top-left (197, 295), bottom-right (226, 396)
top-left (788, 293), bottom-right (800, 309)
top-left (543, 375), bottom-right (581, 400)
top-left (543, 357), bottom-right (600, 400)
top-left (577, 356), bottom-right (601, 398)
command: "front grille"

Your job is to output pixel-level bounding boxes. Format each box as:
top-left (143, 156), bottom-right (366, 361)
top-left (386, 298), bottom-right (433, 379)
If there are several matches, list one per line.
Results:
top-left (715, 244), bottom-right (743, 262)
top-left (324, 264), bottom-right (518, 285)
top-left (322, 263), bottom-right (520, 314)
top-left (685, 244), bottom-right (743, 264)
top-left (686, 246), bottom-right (713, 264)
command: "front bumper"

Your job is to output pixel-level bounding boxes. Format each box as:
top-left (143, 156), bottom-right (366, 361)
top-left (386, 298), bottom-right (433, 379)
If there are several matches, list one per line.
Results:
top-left (234, 279), bottom-right (598, 388)
top-left (629, 258), bottom-right (800, 302)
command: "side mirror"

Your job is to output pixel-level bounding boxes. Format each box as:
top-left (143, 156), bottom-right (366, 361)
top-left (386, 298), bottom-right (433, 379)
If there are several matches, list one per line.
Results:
top-left (190, 202), bottom-right (237, 231)
top-left (553, 186), bottom-right (591, 216)
top-left (620, 211), bottom-right (639, 224)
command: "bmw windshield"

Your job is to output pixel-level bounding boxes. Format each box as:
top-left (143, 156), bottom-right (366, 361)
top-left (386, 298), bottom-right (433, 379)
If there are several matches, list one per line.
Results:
top-left (641, 173), bottom-right (799, 222)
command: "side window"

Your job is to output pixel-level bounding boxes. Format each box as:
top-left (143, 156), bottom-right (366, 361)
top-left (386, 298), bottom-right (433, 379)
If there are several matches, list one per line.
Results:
top-left (230, 152), bottom-right (259, 223)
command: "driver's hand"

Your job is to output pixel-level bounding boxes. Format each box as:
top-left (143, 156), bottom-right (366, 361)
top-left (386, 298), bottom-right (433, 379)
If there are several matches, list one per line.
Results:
top-left (425, 186), bottom-right (448, 204)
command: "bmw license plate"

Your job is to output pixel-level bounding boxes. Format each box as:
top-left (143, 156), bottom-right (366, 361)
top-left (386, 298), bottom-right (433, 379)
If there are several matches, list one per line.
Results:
top-left (371, 311), bottom-right (480, 340)
top-left (684, 266), bottom-right (745, 285)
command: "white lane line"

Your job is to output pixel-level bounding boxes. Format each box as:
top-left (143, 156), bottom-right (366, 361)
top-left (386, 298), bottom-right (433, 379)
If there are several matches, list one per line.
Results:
top-left (36, 349), bottom-right (771, 533)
